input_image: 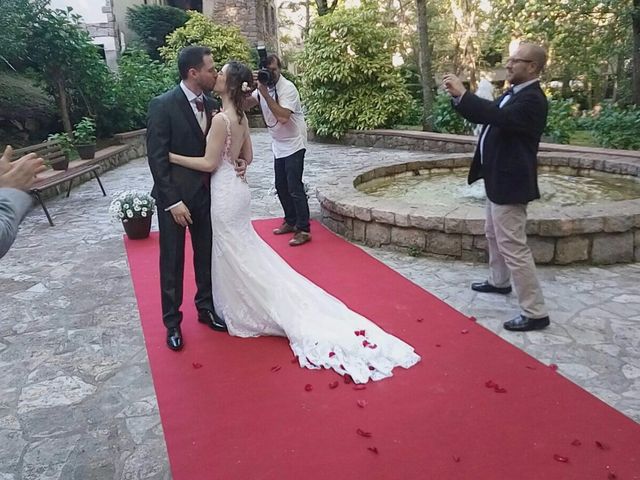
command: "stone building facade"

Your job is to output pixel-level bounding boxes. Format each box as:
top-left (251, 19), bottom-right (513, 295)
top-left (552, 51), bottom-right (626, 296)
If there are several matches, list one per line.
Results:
top-left (202, 0), bottom-right (279, 51)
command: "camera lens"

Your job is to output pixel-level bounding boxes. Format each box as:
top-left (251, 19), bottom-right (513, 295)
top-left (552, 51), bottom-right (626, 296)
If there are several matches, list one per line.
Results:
top-left (257, 69), bottom-right (271, 85)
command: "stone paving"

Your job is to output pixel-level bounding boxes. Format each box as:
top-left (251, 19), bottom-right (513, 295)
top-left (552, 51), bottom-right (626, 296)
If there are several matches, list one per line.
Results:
top-left (0, 130), bottom-right (638, 479)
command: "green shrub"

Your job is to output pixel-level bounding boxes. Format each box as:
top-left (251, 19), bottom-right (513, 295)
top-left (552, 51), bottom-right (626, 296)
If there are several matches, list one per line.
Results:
top-left (591, 105), bottom-right (640, 150)
top-left (47, 132), bottom-right (74, 156)
top-left (100, 49), bottom-right (176, 134)
top-left (126, 4), bottom-right (188, 59)
top-left (396, 98), bottom-right (423, 127)
top-left (160, 11), bottom-right (251, 67)
top-left (73, 117), bottom-right (96, 144)
top-left (432, 92), bottom-right (473, 135)
top-left (543, 97), bottom-right (577, 144)
top-left (299, 6), bottom-right (411, 138)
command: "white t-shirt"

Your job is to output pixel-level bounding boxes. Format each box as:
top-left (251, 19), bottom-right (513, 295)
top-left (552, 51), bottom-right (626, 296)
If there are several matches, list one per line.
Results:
top-left (252, 75), bottom-right (307, 158)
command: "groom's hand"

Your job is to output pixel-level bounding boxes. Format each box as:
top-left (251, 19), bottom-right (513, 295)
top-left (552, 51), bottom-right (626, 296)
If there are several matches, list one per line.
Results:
top-left (235, 159), bottom-right (247, 177)
top-left (170, 203), bottom-right (192, 227)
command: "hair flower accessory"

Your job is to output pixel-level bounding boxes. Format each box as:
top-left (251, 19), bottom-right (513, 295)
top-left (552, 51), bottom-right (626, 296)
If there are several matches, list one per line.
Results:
top-left (241, 81), bottom-right (251, 93)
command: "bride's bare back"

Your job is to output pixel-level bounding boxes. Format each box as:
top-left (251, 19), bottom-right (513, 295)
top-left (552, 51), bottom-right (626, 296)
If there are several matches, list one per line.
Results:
top-left (206, 110), bottom-right (251, 168)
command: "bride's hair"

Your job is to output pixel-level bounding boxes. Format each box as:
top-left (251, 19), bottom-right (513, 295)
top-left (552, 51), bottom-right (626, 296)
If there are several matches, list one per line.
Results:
top-left (224, 61), bottom-right (254, 124)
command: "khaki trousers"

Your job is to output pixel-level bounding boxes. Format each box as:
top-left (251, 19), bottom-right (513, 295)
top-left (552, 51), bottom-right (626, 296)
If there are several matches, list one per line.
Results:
top-left (485, 200), bottom-right (548, 319)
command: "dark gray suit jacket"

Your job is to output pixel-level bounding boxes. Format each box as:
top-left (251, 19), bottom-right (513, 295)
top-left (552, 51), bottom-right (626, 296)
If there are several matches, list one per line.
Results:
top-left (0, 188), bottom-right (32, 258)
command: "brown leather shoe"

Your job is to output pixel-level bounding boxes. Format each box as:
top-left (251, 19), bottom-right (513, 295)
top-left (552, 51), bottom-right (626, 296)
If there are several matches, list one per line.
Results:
top-left (273, 223), bottom-right (297, 235)
top-left (289, 231), bottom-right (311, 246)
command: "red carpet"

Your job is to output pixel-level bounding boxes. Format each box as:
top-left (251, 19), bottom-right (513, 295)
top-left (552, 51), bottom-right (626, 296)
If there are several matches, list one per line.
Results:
top-left (125, 219), bottom-right (640, 480)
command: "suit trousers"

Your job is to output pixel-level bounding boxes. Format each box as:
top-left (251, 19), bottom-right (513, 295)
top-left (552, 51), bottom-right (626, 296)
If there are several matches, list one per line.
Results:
top-left (484, 200), bottom-right (548, 319)
top-left (157, 187), bottom-right (214, 328)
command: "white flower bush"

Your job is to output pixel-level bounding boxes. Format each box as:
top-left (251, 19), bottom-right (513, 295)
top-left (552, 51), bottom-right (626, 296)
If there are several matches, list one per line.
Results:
top-left (109, 190), bottom-right (155, 223)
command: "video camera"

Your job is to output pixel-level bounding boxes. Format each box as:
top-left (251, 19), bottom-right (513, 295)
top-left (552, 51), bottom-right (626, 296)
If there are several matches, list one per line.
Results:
top-left (256, 45), bottom-right (276, 87)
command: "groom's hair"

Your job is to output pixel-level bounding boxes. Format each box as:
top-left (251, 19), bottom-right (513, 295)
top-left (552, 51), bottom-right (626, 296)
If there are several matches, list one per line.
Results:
top-left (178, 46), bottom-right (213, 79)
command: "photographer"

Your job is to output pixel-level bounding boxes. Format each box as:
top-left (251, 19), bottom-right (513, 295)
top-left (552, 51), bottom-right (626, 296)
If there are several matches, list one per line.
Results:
top-left (245, 52), bottom-right (311, 247)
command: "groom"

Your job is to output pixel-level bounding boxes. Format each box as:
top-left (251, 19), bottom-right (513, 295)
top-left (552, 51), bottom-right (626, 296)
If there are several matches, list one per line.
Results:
top-left (147, 45), bottom-right (227, 351)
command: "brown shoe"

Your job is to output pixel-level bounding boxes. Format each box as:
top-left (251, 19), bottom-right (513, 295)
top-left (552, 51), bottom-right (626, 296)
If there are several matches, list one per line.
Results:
top-left (273, 223), bottom-right (297, 235)
top-left (289, 231), bottom-right (311, 246)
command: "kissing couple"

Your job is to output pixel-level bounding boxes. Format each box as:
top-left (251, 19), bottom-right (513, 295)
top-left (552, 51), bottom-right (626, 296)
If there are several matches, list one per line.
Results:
top-left (146, 46), bottom-right (420, 383)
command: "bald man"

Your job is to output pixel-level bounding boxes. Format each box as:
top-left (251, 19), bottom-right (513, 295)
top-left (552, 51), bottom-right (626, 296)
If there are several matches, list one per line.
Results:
top-left (442, 43), bottom-right (550, 332)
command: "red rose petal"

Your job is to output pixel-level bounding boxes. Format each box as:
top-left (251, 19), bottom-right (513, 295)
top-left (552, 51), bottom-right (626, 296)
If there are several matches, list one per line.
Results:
top-left (468, 316), bottom-right (477, 322)
top-left (461, 329), bottom-right (469, 334)
top-left (452, 455), bottom-right (461, 463)
top-left (356, 428), bottom-right (372, 438)
top-left (192, 362), bottom-right (203, 369)
top-left (435, 344), bottom-right (442, 347)
top-left (304, 384), bottom-right (313, 392)
top-left (595, 441), bottom-right (609, 451)
top-left (485, 380), bottom-right (497, 389)
top-left (329, 381), bottom-right (339, 389)
top-left (549, 363), bottom-right (559, 371)
top-left (353, 385), bottom-right (367, 391)
top-left (570, 439), bottom-right (582, 447)
top-left (354, 329), bottom-right (366, 336)
top-left (417, 318), bottom-right (424, 323)
top-left (328, 352), bottom-right (336, 358)
top-left (344, 374), bottom-right (353, 384)
top-left (608, 472), bottom-right (618, 480)
top-left (368, 344), bottom-right (378, 349)
top-left (553, 454), bottom-right (569, 463)
top-left (367, 446), bottom-right (379, 454)
top-left (357, 400), bottom-right (368, 408)
top-left (362, 340), bottom-right (370, 347)
top-left (494, 386), bottom-right (507, 393)
top-left (368, 366), bottom-right (375, 371)
top-left (270, 365), bottom-right (281, 372)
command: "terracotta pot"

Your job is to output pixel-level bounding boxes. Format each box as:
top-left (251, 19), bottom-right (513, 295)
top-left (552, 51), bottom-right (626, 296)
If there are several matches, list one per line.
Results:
top-left (76, 143), bottom-right (96, 160)
top-left (122, 215), bottom-right (152, 240)
top-left (51, 156), bottom-right (69, 171)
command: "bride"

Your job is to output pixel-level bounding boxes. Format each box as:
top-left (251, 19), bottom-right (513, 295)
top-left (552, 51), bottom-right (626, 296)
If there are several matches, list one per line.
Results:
top-left (169, 61), bottom-right (420, 383)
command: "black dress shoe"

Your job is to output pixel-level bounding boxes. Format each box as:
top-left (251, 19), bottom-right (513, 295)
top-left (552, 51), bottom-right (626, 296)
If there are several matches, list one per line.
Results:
top-left (503, 315), bottom-right (550, 332)
top-left (197, 309), bottom-right (228, 332)
top-left (167, 326), bottom-right (183, 351)
top-left (471, 281), bottom-right (512, 294)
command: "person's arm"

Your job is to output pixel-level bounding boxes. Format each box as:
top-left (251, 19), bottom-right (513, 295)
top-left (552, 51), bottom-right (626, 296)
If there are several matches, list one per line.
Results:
top-left (243, 95), bottom-right (259, 110)
top-left (257, 83), bottom-right (293, 124)
top-left (240, 121), bottom-right (253, 165)
top-left (0, 188), bottom-right (33, 259)
top-left (146, 97), bottom-right (181, 207)
top-left (169, 115), bottom-right (226, 172)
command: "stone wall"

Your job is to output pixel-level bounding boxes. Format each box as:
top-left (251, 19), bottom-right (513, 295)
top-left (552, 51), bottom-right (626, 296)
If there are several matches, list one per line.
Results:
top-left (204, 0), bottom-right (278, 49)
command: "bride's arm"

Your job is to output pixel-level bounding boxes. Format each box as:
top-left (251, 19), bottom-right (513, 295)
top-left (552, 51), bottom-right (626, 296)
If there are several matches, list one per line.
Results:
top-left (240, 118), bottom-right (253, 166)
top-left (169, 115), bottom-right (226, 172)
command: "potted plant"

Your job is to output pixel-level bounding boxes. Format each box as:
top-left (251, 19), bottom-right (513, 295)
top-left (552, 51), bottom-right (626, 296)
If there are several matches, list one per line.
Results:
top-left (109, 190), bottom-right (155, 239)
top-left (73, 117), bottom-right (96, 160)
top-left (46, 132), bottom-right (74, 170)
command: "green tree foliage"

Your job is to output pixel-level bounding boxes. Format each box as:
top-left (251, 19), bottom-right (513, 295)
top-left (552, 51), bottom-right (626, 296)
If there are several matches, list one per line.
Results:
top-left (126, 4), bottom-right (188, 60)
top-left (299, 6), bottom-right (411, 138)
top-left (160, 11), bottom-right (251, 67)
top-left (0, 0), bottom-right (48, 70)
top-left (27, 6), bottom-right (112, 134)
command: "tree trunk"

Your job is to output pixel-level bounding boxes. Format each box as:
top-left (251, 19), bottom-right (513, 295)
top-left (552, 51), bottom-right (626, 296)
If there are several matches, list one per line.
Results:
top-left (55, 75), bottom-right (72, 135)
top-left (416, 0), bottom-right (435, 131)
top-left (632, 0), bottom-right (640, 105)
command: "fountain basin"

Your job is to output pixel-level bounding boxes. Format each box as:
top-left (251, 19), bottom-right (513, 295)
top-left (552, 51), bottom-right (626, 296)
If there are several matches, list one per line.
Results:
top-left (317, 153), bottom-right (640, 265)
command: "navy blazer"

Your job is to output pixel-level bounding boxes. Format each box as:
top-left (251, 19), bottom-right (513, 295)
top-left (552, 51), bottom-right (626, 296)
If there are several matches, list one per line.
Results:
top-left (146, 86), bottom-right (219, 209)
top-left (454, 81), bottom-right (548, 205)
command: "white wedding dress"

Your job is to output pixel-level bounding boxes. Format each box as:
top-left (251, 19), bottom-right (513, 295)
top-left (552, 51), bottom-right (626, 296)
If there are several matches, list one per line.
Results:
top-left (209, 114), bottom-right (420, 383)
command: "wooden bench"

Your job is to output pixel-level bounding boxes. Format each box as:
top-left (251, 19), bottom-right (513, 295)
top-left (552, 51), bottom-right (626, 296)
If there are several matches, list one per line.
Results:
top-left (11, 140), bottom-right (106, 226)
top-left (29, 160), bottom-right (106, 226)
top-left (12, 139), bottom-right (69, 171)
